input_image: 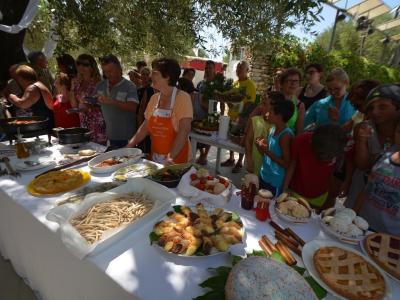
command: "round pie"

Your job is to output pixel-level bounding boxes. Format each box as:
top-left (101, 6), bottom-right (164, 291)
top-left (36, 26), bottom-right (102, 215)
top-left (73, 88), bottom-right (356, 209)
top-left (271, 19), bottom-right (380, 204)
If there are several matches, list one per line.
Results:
top-left (28, 169), bottom-right (90, 196)
top-left (313, 246), bottom-right (386, 300)
top-left (364, 233), bottom-right (400, 280)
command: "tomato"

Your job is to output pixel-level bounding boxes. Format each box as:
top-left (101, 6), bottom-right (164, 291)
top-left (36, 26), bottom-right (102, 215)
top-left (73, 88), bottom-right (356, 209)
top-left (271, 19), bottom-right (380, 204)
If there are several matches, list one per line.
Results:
top-left (190, 174), bottom-right (198, 180)
top-left (198, 183), bottom-right (206, 191)
top-left (219, 178), bottom-right (226, 184)
top-left (207, 175), bottom-right (214, 180)
top-left (200, 178), bottom-right (207, 184)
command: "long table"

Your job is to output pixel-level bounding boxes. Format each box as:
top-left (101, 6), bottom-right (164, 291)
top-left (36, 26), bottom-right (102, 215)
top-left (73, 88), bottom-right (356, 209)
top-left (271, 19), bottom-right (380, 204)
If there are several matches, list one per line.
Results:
top-left (0, 140), bottom-right (399, 300)
top-left (189, 131), bottom-right (245, 173)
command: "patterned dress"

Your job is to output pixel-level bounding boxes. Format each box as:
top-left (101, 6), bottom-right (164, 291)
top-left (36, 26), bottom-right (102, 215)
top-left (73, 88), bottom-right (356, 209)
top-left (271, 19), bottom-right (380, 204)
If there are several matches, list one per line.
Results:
top-left (73, 79), bottom-right (107, 145)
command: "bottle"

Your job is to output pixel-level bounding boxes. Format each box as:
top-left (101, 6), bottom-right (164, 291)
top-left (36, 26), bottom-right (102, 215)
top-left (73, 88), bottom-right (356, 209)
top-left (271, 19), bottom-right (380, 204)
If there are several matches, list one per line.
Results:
top-left (15, 131), bottom-right (30, 159)
top-left (240, 174), bottom-right (259, 210)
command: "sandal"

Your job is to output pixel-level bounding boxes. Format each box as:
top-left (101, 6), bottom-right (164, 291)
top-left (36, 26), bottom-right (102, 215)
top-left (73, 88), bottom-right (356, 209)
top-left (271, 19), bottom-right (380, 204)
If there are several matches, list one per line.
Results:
top-left (232, 164), bottom-right (243, 173)
top-left (221, 158), bottom-right (235, 167)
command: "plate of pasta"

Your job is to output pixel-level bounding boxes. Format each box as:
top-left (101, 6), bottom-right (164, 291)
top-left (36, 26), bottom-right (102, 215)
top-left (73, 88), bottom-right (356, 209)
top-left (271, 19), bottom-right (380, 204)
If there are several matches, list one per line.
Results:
top-left (149, 203), bottom-right (245, 257)
top-left (47, 178), bottom-right (175, 259)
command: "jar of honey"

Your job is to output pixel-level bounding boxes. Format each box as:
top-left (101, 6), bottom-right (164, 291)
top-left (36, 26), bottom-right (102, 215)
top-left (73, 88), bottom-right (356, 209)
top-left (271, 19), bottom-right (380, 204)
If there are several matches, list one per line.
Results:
top-left (255, 189), bottom-right (273, 221)
top-left (15, 135), bottom-right (30, 159)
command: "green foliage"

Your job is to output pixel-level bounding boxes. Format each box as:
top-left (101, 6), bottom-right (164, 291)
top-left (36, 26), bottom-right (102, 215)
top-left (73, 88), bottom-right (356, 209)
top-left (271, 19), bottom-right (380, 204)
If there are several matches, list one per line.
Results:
top-left (202, 73), bottom-right (233, 102)
top-left (315, 19), bottom-right (400, 65)
top-left (270, 36), bottom-right (400, 84)
top-left (26, 0), bottom-right (323, 65)
top-left (198, 0), bottom-right (323, 54)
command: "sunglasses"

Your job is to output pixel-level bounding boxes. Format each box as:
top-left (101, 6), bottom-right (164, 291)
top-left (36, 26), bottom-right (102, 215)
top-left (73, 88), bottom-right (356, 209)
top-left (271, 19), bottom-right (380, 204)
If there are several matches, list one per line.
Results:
top-left (77, 61), bottom-right (91, 67)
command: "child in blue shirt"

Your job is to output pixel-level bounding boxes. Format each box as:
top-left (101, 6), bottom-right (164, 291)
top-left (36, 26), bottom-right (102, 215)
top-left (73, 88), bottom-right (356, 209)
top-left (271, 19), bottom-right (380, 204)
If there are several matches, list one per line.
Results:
top-left (256, 92), bottom-right (294, 196)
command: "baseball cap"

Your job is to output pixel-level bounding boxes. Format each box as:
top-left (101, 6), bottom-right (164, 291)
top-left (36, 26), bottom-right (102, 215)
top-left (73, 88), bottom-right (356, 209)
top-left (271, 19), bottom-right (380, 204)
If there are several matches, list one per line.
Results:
top-left (365, 84), bottom-right (400, 108)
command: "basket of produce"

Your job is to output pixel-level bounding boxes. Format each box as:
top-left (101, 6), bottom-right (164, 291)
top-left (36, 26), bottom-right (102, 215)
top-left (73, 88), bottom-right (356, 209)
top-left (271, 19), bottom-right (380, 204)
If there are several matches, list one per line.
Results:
top-left (192, 118), bottom-right (219, 135)
top-left (149, 163), bottom-right (196, 188)
top-left (214, 87), bottom-right (246, 103)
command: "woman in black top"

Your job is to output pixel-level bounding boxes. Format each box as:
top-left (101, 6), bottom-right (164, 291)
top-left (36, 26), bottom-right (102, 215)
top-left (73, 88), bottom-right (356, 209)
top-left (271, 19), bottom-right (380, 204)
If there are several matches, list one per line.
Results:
top-left (9, 65), bottom-right (54, 129)
top-left (298, 63), bottom-right (328, 110)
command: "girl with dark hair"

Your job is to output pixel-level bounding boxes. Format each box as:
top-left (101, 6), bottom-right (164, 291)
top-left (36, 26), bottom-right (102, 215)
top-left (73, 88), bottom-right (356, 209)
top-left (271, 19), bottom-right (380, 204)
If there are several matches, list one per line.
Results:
top-left (70, 54), bottom-right (107, 145)
top-left (127, 58), bottom-right (193, 164)
top-left (298, 63), bottom-right (327, 110)
top-left (56, 54), bottom-right (77, 79)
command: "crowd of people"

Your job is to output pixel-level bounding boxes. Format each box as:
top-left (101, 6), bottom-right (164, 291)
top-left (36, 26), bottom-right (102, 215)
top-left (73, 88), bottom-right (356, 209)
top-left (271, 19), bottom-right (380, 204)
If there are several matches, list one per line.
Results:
top-left (0, 51), bottom-right (399, 235)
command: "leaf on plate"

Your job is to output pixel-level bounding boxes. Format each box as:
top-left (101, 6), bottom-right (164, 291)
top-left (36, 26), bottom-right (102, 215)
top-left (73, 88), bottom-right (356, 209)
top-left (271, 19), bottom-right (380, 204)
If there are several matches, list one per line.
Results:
top-left (173, 205), bottom-right (182, 214)
top-left (292, 265), bottom-right (306, 276)
top-left (192, 290), bottom-right (225, 300)
top-left (208, 266), bottom-right (231, 277)
top-left (231, 212), bottom-right (240, 221)
top-left (304, 276), bottom-right (327, 300)
top-left (231, 255), bottom-right (243, 266)
top-left (270, 251), bottom-right (286, 264)
top-left (149, 232), bottom-right (160, 245)
top-left (248, 250), bottom-right (267, 257)
top-left (199, 274), bottom-right (228, 290)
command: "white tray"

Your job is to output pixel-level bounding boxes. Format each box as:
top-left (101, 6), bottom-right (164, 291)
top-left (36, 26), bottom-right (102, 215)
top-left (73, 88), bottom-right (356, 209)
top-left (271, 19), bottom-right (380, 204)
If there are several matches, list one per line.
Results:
top-left (47, 178), bottom-right (175, 259)
top-left (302, 240), bottom-right (392, 300)
top-left (88, 148), bottom-right (142, 173)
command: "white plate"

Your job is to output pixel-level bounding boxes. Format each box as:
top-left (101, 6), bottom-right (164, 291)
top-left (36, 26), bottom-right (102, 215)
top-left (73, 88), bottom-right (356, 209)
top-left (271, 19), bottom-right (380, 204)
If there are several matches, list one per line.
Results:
top-left (151, 204), bottom-right (245, 257)
top-left (15, 157), bottom-right (56, 171)
top-left (88, 148), bottom-right (142, 173)
top-left (360, 237), bottom-right (400, 284)
top-left (273, 200), bottom-right (312, 224)
top-left (319, 217), bottom-right (366, 245)
top-left (46, 178), bottom-right (175, 259)
top-left (112, 161), bottom-right (159, 182)
top-left (302, 240), bottom-right (392, 300)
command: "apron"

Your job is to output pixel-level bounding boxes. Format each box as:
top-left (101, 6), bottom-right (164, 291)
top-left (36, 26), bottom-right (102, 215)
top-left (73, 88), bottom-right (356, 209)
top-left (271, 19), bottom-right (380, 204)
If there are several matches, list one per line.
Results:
top-left (148, 87), bottom-right (189, 164)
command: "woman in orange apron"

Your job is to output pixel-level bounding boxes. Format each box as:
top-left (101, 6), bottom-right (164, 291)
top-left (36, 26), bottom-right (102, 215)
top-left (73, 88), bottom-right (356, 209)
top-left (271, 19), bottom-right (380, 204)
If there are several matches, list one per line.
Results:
top-left (127, 58), bottom-right (192, 165)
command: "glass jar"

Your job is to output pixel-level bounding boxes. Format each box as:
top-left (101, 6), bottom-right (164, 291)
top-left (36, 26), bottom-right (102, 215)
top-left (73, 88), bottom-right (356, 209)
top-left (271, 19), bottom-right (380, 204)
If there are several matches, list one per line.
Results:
top-left (241, 182), bottom-right (257, 210)
top-left (16, 139), bottom-right (30, 159)
top-left (255, 189), bottom-right (272, 221)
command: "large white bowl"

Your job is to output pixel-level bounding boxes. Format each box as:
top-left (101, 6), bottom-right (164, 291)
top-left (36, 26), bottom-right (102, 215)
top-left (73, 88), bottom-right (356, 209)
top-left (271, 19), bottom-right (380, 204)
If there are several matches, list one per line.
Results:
top-left (88, 148), bottom-right (142, 173)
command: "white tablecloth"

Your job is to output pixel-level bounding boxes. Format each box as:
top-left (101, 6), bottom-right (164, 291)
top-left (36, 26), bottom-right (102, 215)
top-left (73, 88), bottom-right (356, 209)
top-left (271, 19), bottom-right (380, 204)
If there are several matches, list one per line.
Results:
top-left (0, 140), bottom-right (399, 300)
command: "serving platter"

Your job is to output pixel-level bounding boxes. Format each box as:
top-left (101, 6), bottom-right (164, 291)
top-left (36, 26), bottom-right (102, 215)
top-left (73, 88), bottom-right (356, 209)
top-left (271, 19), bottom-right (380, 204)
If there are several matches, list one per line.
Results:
top-left (360, 234), bottom-right (400, 284)
top-left (88, 148), bottom-right (142, 174)
top-left (112, 161), bottom-right (159, 182)
top-left (302, 240), bottom-right (392, 300)
top-left (150, 204), bottom-right (245, 258)
top-left (27, 169), bottom-right (91, 197)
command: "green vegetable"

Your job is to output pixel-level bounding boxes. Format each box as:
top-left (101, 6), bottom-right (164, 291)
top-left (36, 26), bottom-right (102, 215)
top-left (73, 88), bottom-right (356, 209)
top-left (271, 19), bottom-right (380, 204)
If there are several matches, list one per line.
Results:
top-left (173, 205), bottom-right (182, 214)
top-left (231, 212), bottom-right (240, 222)
top-left (148, 232), bottom-right (160, 245)
top-left (231, 255), bottom-right (243, 266)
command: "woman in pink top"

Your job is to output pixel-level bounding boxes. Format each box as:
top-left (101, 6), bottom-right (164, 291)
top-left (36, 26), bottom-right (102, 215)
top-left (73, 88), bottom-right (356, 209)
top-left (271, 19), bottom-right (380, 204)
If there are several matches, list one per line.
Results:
top-left (70, 54), bottom-right (107, 145)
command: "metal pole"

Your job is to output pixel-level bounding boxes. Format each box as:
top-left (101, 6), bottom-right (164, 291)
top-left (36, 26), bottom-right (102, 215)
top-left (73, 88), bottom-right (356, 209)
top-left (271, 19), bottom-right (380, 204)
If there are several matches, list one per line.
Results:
top-left (360, 34), bottom-right (367, 56)
top-left (328, 10), bottom-right (340, 52)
